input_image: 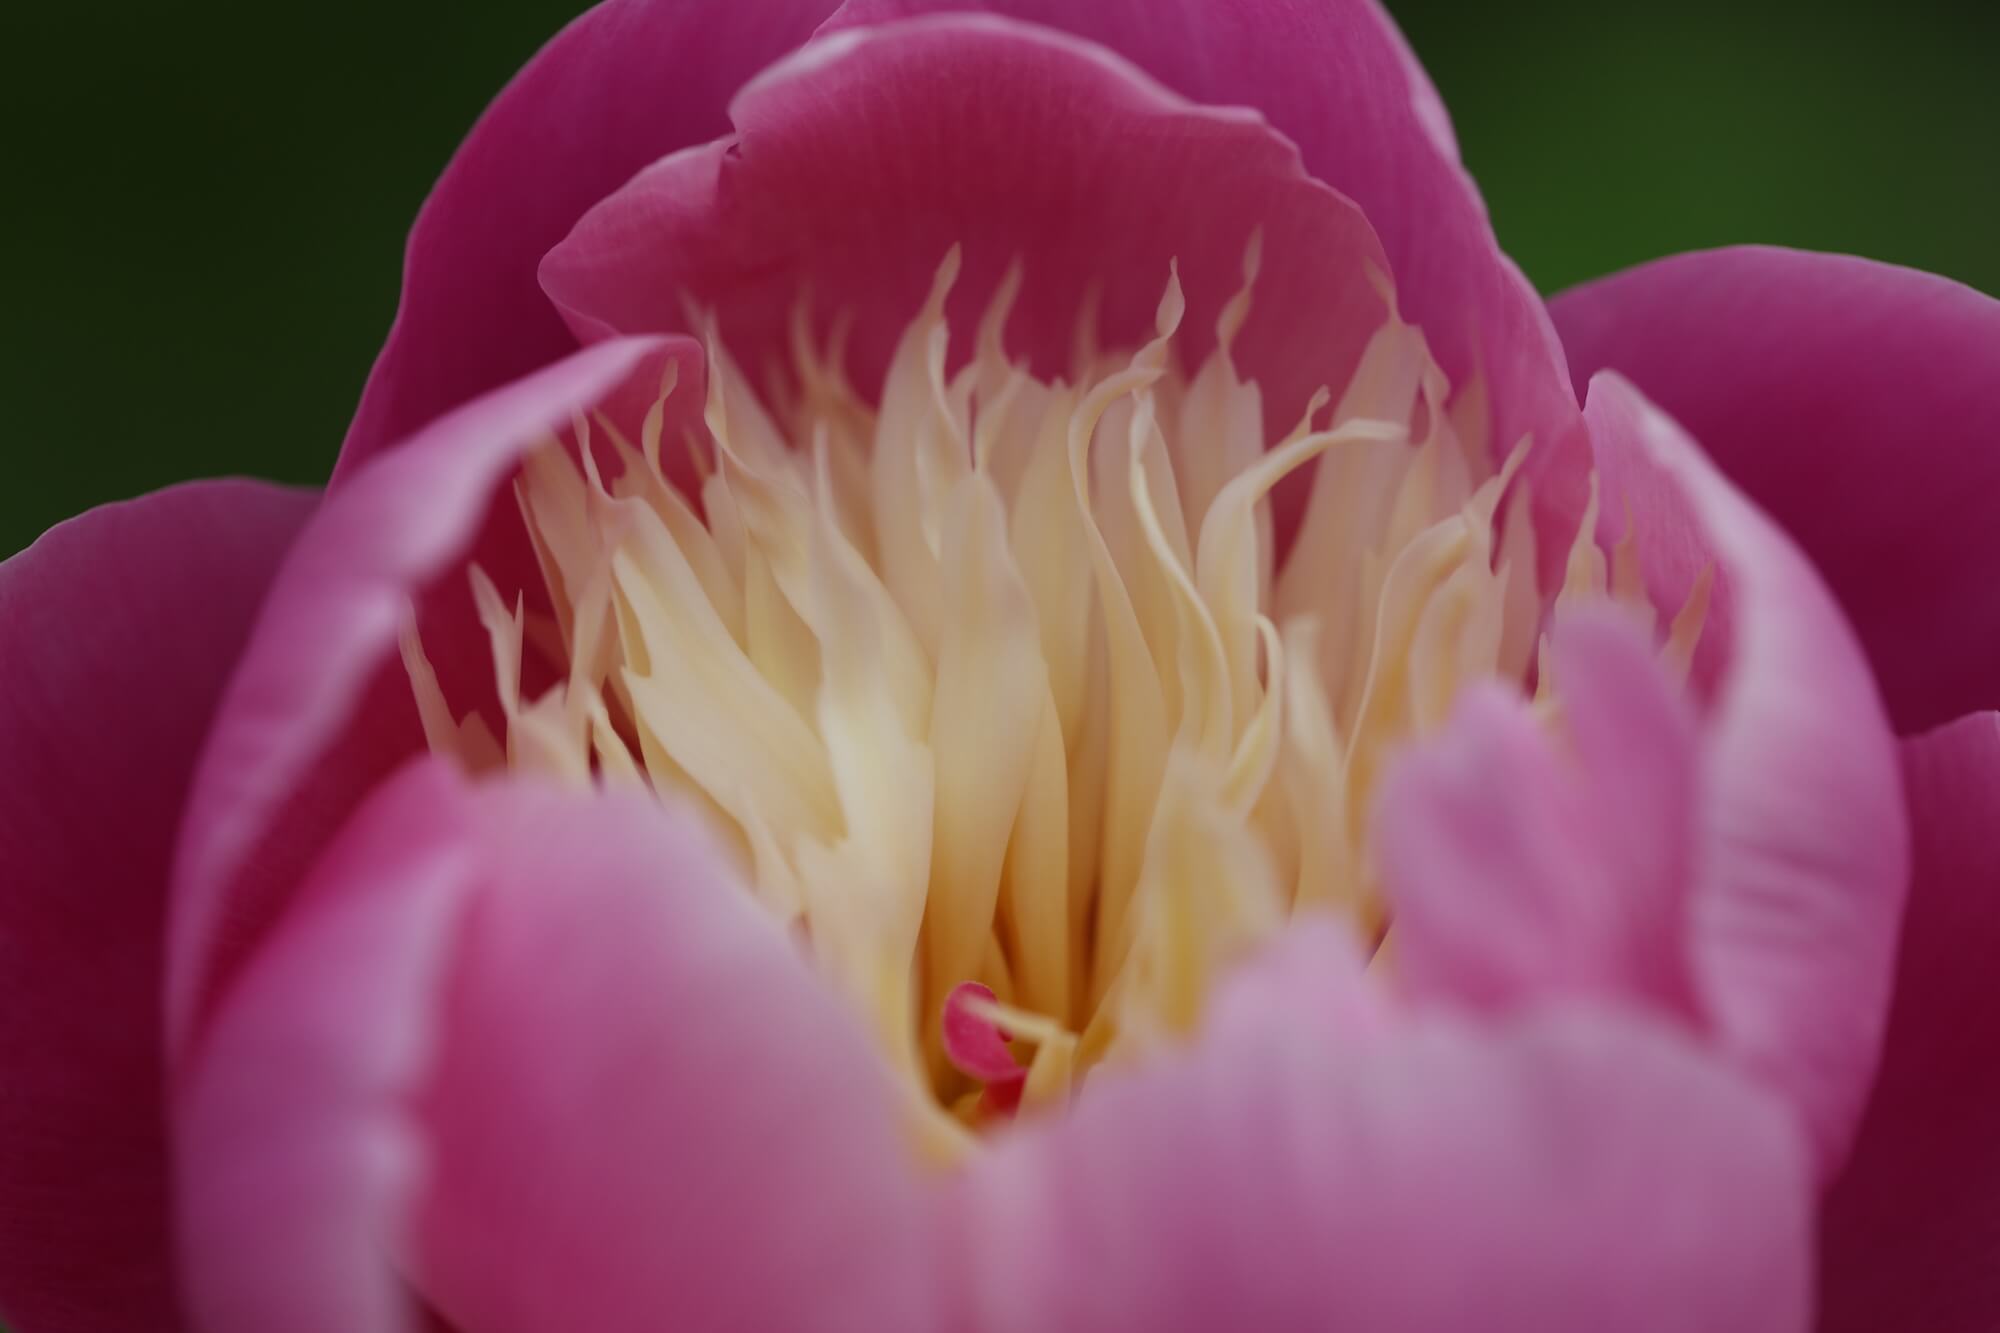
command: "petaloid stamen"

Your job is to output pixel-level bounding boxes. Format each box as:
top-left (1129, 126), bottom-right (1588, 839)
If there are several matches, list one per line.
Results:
top-left (405, 242), bottom-right (1706, 1152)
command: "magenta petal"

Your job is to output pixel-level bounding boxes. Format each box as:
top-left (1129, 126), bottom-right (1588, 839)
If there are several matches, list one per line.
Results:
top-left (1376, 609), bottom-right (1698, 1016)
top-left (412, 784), bottom-right (933, 1332)
top-left (1819, 713), bottom-right (2000, 1333)
top-left (338, 0), bottom-right (838, 475)
top-left (169, 338), bottom-right (675, 1058)
top-left (1551, 247), bottom-right (2000, 733)
top-left (541, 14), bottom-right (1394, 436)
top-left (1582, 373), bottom-right (1909, 1175)
top-left (820, 0), bottom-right (1580, 462)
top-left (949, 922), bottom-right (1810, 1331)
top-left (0, 480), bottom-right (311, 1333)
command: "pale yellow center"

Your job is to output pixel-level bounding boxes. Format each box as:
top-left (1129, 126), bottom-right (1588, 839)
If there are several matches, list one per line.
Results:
top-left (402, 243), bottom-right (1702, 1156)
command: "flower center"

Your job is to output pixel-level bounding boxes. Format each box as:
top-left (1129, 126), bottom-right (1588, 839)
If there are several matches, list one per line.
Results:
top-left (403, 243), bottom-right (1701, 1155)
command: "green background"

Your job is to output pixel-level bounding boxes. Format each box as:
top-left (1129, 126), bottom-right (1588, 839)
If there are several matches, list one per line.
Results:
top-left (5, 0), bottom-right (1996, 558)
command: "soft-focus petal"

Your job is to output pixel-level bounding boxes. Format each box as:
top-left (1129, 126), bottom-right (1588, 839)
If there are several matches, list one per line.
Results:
top-left (169, 337), bottom-right (678, 1056)
top-left (176, 762), bottom-right (473, 1333)
top-left (339, 0), bottom-right (837, 474)
top-left (542, 14), bottom-right (1392, 437)
top-left (1551, 247), bottom-right (2000, 733)
top-left (411, 781), bottom-right (934, 1332)
top-left (0, 480), bottom-right (312, 1333)
top-left (1819, 713), bottom-right (2000, 1333)
top-left (1582, 373), bottom-right (1908, 1175)
top-left (948, 922), bottom-right (1810, 1332)
top-left (820, 0), bottom-right (1580, 462)
top-left (176, 761), bottom-right (931, 1333)
top-left (1376, 609), bottom-right (1698, 1016)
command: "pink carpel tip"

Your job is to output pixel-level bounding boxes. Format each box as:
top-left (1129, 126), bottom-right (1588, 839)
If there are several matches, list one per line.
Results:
top-left (943, 981), bottom-right (1027, 1115)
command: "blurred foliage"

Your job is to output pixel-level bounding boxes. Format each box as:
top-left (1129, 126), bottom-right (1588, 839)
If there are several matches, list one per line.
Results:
top-left (3, 0), bottom-right (1994, 558)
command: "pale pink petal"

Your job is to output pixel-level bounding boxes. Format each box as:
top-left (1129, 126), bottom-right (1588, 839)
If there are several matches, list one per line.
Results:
top-left (819, 0), bottom-right (1580, 464)
top-left (176, 761), bottom-right (932, 1333)
top-left (1551, 247), bottom-right (2000, 733)
top-left (339, 0), bottom-right (838, 475)
top-left (1375, 609), bottom-right (1698, 1016)
top-left (175, 762), bottom-right (474, 1333)
top-left (169, 337), bottom-right (682, 1059)
top-left (541, 14), bottom-right (1394, 438)
top-left (1581, 373), bottom-right (1909, 1176)
top-left (948, 922), bottom-right (1810, 1332)
top-left (0, 479), bottom-right (312, 1333)
top-left (411, 781), bottom-right (934, 1332)
top-left (1819, 713), bottom-right (2000, 1333)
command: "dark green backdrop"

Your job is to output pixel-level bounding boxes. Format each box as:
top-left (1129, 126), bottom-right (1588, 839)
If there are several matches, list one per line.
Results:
top-left (6, 1), bottom-right (1996, 557)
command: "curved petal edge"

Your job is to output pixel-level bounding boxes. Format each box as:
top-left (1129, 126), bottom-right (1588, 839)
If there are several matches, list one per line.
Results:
top-left (1582, 371), bottom-right (1909, 1176)
top-left (0, 479), bottom-right (313, 1333)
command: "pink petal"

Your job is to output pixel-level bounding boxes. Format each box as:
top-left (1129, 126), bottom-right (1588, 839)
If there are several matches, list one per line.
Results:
top-left (947, 921), bottom-right (1811, 1331)
top-left (1581, 373), bottom-right (1909, 1176)
top-left (1550, 247), bottom-right (2000, 734)
top-left (1819, 713), bottom-right (2000, 1333)
top-left (820, 0), bottom-right (1580, 466)
top-left (169, 337), bottom-right (680, 1060)
top-left (541, 14), bottom-right (1394, 438)
top-left (0, 480), bottom-right (312, 1333)
top-left (175, 762), bottom-right (474, 1333)
top-left (411, 781), bottom-right (933, 1332)
top-left (1375, 609), bottom-right (1699, 1016)
top-left (338, 0), bottom-right (838, 476)
top-left (176, 760), bottom-right (932, 1332)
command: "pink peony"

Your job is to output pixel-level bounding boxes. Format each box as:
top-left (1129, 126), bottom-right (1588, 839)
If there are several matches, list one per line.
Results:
top-left (2, 3), bottom-right (1992, 1330)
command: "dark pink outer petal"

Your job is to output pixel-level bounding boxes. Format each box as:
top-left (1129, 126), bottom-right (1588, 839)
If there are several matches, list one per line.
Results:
top-left (822, 0), bottom-right (1580, 463)
top-left (542, 15), bottom-right (1394, 438)
top-left (169, 338), bottom-right (676, 1059)
top-left (947, 922), bottom-right (1811, 1332)
top-left (177, 762), bottom-right (932, 1333)
top-left (1550, 247), bottom-right (2000, 734)
top-left (347, 0), bottom-right (1579, 478)
top-left (0, 481), bottom-right (313, 1333)
top-left (1581, 373), bottom-right (1908, 1176)
top-left (1819, 714), bottom-right (2000, 1333)
top-left (337, 0), bottom-right (838, 476)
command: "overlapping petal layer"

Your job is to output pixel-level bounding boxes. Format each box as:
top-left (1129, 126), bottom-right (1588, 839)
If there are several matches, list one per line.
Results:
top-left (1578, 374), bottom-right (1907, 1174)
top-left (1819, 714), bottom-right (2000, 1333)
top-left (1376, 609), bottom-right (1700, 1018)
top-left (177, 762), bottom-right (473, 1333)
top-left (339, 0), bottom-right (838, 472)
top-left (177, 762), bottom-right (934, 1333)
top-left (170, 338), bottom-right (678, 1054)
top-left (820, 0), bottom-right (1580, 464)
top-left (0, 480), bottom-right (313, 1333)
top-left (4, 5), bottom-right (1952, 1330)
top-left (542, 14), bottom-right (1392, 440)
top-left (409, 777), bottom-right (934, 1333)
top-left (949, 923), bottom-right (1811, 1333)
top-left (1552, 248), bottom-right (2000, 733)
top-left (346, 0), bottom-right (1581, 483)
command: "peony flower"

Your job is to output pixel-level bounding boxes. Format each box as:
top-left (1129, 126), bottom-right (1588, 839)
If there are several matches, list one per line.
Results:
top-left (2, 2), bottom-right (1992, 1329)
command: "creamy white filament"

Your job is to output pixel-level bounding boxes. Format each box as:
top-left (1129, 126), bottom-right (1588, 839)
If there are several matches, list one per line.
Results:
top-left (403, 245), bottom-right (1692, 1148)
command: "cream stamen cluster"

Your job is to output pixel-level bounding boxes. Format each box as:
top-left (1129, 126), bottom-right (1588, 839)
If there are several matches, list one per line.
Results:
top-left (405, 244), bottom-right (1690, 1150)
